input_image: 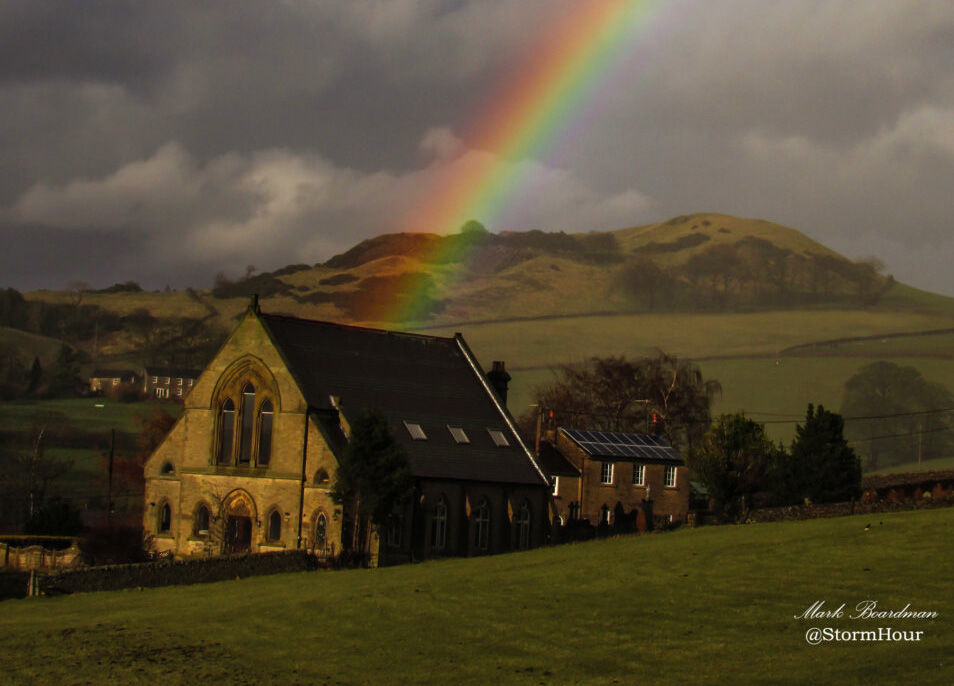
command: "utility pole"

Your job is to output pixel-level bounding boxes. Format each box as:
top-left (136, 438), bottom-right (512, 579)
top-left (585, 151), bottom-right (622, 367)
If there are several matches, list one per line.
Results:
top-left (107, 428), bottom-right (115, 526)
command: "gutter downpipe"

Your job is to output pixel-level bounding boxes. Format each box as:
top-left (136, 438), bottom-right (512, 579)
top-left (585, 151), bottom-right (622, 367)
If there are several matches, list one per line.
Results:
top-left (297, 406), bottom-right (313, 550)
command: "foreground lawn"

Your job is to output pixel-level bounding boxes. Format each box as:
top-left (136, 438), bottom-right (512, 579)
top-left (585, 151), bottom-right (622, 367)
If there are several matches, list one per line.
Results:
top-left (1, 508), bottom-right (950, 684)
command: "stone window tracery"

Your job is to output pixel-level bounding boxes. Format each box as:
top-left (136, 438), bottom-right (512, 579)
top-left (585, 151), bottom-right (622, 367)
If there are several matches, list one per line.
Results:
top-left (212, 361), bottom-right (278, 468)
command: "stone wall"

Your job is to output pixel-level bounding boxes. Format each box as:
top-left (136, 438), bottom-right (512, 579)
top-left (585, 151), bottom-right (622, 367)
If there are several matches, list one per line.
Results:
top-left (37, 549), bottom-right (320, 596)
top-left (743, 494), bottom-right (954, 523)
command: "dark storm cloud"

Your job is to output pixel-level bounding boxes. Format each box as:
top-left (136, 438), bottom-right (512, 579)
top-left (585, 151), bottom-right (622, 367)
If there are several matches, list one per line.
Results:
top-left (1, 0), bottom-right (953, 294)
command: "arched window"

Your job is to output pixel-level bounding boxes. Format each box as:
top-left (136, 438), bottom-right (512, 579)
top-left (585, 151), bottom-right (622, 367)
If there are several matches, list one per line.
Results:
top-left (194, 504), bottom-right (210, 536)
top-left (430, 497), bottom-right (447, 550)
top-left (267, 509), bottom-right (282, 542)
top-left (160, 461), bottom-right (175, 476)
top-left (217, 399), bottom-right (236, 465)
top-left (515, 502), bottom-right (531, 550)
top-left (473, 498), bottom-right (490, 551)
top-left (238, 383), bottom-right (256, 464)
top-left (314, 513), bottom-right (327, 550)
top-left (158, 502), bottom-right (172, 534)
top-left (315, 469), bottom-right (330, 485)
top-left (257, 399), bottom-right (274, 466)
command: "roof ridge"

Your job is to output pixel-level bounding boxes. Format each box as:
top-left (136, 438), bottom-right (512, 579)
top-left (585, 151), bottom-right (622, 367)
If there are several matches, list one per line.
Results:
top-left (259, 311), bottom-right (458, 343)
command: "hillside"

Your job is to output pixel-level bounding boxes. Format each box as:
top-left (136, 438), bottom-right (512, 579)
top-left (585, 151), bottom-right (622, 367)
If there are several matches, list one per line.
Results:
top-left (12, 212), bottom-right (954, 455)
top-left (1, 507), bottom-right (950, 683)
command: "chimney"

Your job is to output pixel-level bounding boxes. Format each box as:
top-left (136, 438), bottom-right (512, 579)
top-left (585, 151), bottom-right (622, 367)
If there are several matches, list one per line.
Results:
top-left (486, 361), bottom-right (511, 406)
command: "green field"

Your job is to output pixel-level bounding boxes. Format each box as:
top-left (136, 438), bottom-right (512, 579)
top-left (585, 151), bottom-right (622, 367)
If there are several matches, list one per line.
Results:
top-left (1, 508), bottom-right (950, 684)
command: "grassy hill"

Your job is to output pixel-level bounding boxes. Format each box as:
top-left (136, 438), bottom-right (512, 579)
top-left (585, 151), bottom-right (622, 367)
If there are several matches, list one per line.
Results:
top-left (15, 212), bottom-right (954, 455)
top-left (1, 507), bottom-right (950, 684)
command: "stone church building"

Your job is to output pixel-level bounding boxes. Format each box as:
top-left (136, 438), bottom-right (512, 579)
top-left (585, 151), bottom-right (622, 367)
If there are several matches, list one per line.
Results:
top-left (143, 300), bottom-right (552, 564)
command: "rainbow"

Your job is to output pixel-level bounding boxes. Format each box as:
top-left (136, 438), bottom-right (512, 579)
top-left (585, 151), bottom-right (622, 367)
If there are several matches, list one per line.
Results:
top-left (384, 0), bottom-right (672, 324)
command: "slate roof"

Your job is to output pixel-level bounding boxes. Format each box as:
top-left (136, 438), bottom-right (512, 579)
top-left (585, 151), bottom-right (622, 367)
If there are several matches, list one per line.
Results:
top-left (536, 441), bottom-right (581, 477)
top-left (259, 312), bottom-right (547, 487)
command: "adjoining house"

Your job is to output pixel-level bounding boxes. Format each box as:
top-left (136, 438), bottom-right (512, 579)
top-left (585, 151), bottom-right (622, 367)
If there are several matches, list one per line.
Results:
top-left (540, 428), bottom-right (688, 530)
top-left (143, 366), bottom-right (201, 400)
top-left (142, 299), bottom-right (552, 565)
top-left (89, 369), bottom-right (140, 395)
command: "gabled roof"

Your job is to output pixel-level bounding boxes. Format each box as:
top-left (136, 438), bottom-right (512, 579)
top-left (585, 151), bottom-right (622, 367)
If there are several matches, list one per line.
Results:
top-left (559, 427), bottom-right (683, 464)
top-left (258, 312), bottom-right (547, 487)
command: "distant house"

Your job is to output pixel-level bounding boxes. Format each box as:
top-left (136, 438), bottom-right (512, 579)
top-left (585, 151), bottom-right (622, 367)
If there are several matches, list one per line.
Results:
top-left (540, 428), bottom-right (689, 529)
top-left (143, 367), bottom-right (201, 400)
top-left (142, 301), bottom-right (552, 564)
top-left (89, 369), bottom-right (139, 395)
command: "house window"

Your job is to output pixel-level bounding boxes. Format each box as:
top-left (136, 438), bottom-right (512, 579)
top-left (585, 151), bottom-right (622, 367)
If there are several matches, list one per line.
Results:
top-left (387, 514), bottom-right (403, 548)
top-left (404, 421), bottom-right (427, 440)
top-left (160, 461), bottom-right (175, 476)
top-left (158, 503), bottom-right (172, 534)
top-left (488, 429), bottom-right (510, 447)
top-left (448, 426), bottom-right (470, 444)
top-left (258, 399), bottom-right (274, 466)
top-left (515, 502), bottom-right (531, 550)
top-left (112, 378), bottom-right (119, 386)
top-left (430, 497), bottom-right (447, 550)
top-left (473, 498), bottom-right (490, 551)
top-left (175, 387), bottom-right (183, 397)
top-left (665, 465), bottom-right (677, 488)
top-left (314, 513), bottom-right (327, 550)
top-left (238, 383), bottom-right (256, 464)
top-left (151, 376), bottom-right (158, 384)
top-left (194, 504), bottom-right (210, 536)
top-left (632, 464), bottom-right (645, 486)
top-left (600, 462), bottom-right (614, 484)
top-left (155, 387), bottom-right (169, 399)
top-left (267, 510), bottom-right (282, 542)
top-left (315, 469), bottom-right (330, 485)
top-left (163, 377), bottom-right (171, 385)
top-left (187, 379), bottom-right (194, 387)
top-left (550, 476), bottom-right (559, 496)
top-left (176, 377), bottom-right (183, 386)
top-left (217, 399), bottom-right (236, 464)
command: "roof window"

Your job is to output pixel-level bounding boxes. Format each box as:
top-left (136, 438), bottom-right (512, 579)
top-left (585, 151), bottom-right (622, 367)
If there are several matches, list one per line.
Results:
top-left (488, 429), bottom-right (510, 447)
top-left (448, 426), bottom-right (470, 444)
top-left (404, 421), bottom-right (428, 440)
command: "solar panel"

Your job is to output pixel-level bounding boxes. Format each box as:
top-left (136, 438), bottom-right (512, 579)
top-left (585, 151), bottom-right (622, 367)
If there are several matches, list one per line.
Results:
top-left (560, 427), bottom-right (681, 462)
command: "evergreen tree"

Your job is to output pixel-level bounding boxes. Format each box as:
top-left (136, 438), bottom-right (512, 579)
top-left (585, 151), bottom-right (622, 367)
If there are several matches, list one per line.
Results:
top-left (787, 404), bottom-right (861, 504)
top-left (332, 408), bottom-right (413, 553)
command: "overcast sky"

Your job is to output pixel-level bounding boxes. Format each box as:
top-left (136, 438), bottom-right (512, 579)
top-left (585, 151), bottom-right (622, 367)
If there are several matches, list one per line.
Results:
top-left (2, 0), bottom-right (953, 295)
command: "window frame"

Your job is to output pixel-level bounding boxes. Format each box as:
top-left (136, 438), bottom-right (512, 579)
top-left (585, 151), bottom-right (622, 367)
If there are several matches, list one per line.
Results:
top-left (664, 465), bottom-right (677, 488)
top-left (266, 509), bottom-right (283, 543)
top-left (430, 497), bottom-right (448, 550)
top-left (515, 502), bottom-right (531, 550)
top-left (632, 463), bottom-right (645, 486)
top-left (600, 461), bottom-right (615, 485)
top-left (157, 502), bottom-right (172, 534)
top-left (473, 498), bottom-right (490, 551)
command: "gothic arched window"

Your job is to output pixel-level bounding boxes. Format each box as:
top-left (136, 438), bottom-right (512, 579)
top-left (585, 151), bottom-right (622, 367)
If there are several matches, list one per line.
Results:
top-left (217, 399), bottom-right (236, 465)
top-left (430, 497), bottom-right (448, 550)
top-left (267, 509), bottom-right (282, 542)
top-left (515, 502), bottom-right (531, 550)
top-left (257, 399), bottom-right (274, 466)
top-left (473, 498), bottom-right (490, 551)
top-left (238, 383), bottom-right (256, 464)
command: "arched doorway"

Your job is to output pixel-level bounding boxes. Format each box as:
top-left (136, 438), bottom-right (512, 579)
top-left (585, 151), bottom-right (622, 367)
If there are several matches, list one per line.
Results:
top-left (222, 490), bottom-right (256, 554)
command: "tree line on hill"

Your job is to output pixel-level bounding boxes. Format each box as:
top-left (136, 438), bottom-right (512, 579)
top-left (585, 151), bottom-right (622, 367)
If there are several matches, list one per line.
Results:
top-left (530, 354), bottom-right (951, 522)
top-left (0, 286), bottom-right (226, 400)
top-left (617, 238), bottom-right (893, 312)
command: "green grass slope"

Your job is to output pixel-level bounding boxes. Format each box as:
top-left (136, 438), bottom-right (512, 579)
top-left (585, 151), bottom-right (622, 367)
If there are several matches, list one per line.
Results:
top-left (1, 508), bottom-right (950, 684)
